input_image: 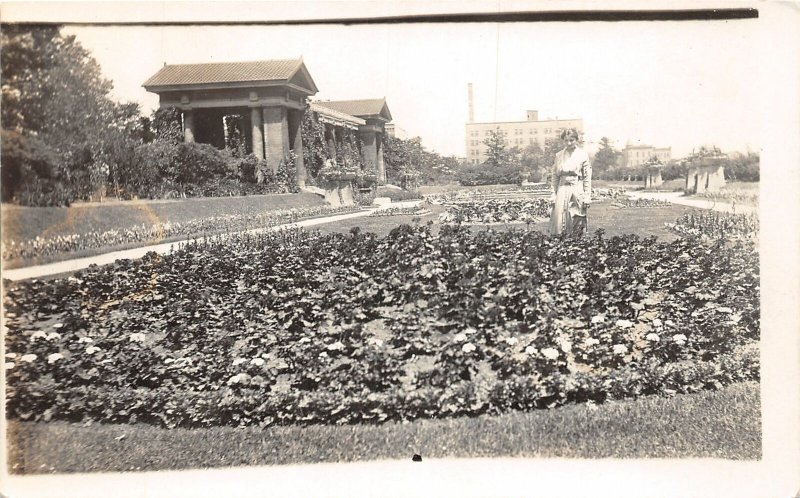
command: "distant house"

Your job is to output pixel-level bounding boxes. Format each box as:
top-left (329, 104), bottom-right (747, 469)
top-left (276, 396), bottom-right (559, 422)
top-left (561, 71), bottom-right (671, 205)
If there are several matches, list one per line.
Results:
top-left (620, 144), bottom-right (671, 168)
top-left (385, 123), bottom-right (408, 140)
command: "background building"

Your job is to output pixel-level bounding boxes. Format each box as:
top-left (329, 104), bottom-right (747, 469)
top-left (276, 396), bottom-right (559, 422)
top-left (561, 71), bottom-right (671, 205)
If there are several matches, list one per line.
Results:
top-left (385, 123), bottom-right (408, 140)
top-left (464, 110), bottom-right (583, 165)
top-left (620, 144), bottom-right (672, 167)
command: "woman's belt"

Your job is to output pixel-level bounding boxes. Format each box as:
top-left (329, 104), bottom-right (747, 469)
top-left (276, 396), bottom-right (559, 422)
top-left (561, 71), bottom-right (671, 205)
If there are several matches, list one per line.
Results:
top-left (558, 175), bottom-right (582, 186)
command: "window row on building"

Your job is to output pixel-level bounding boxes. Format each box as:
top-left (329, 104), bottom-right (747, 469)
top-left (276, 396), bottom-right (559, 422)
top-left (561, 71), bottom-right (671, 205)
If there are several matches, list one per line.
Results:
top-left (464, 113), bottom-right (584, 164)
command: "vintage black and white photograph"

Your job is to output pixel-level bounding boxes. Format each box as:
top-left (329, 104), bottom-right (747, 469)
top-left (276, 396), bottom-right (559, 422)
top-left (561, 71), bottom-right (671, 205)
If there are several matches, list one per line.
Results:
top-left (1, 2), bottom-right (798, 497)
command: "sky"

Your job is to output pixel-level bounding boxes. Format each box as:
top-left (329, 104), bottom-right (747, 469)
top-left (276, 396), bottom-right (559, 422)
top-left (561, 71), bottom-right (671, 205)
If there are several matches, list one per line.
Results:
top-left (63, 18), bottom-right (761, 158)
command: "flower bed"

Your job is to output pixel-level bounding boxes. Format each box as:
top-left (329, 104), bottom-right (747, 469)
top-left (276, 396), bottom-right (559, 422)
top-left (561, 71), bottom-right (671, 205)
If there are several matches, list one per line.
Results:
top-left (665, 211), bottom-right (759, 242)
top-left (4, 225), bottom-right (758, 428)
top-left (592, 188), bottom-right (627, 202)
top-left (368, 207), bottom-right (431, 217)
top-left (612, 198), bottom-right (673, 209)
top-left (438, 199), bottom-right (552, 224)
top-left (695, 189), bottom-right (759, 207)
top-left (2, 205), bottom-right (361, 262)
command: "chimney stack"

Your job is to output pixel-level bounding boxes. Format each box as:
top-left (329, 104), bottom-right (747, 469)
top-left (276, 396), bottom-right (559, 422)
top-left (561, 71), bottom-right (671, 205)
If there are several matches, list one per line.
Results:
top-left (526, 110), bottom-right (538, 121)
top-left (468, 83), bottom-right (474, 123)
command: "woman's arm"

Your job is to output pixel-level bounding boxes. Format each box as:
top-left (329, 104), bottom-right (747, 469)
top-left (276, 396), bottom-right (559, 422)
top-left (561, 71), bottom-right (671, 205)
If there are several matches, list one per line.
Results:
top-left (551, 151), bottom-right (561, 193)
top-left (581, 152), bottom-right (592, 199)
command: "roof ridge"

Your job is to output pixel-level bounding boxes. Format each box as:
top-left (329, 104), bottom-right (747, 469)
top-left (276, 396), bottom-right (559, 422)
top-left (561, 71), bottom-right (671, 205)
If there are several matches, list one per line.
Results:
top-left (160, 58), bottom-right (302, 68)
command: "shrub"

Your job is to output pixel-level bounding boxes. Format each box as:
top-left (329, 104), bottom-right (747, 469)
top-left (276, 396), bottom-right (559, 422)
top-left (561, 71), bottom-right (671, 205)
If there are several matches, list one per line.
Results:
top-left (1, 130), bottom-right (62, 204)
top-left (457, 163), bottom-right (522, 186)
top-left (173, 142), bottom-right (228, 185)
top-left (376, 187), bottom-right (422, 202)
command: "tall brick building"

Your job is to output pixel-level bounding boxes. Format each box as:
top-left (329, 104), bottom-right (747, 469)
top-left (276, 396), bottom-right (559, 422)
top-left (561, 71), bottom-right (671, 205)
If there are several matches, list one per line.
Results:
top-left (464, 110), bottom-right (583, 165)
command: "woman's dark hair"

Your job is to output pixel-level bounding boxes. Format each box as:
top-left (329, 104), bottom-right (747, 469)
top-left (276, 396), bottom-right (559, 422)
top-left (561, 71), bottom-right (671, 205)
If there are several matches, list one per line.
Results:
top-left (560, 128), bottom-right (580, 141)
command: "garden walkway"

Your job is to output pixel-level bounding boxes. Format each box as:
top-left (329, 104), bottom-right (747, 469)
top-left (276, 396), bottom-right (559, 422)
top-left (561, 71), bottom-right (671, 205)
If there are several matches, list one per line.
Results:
top-left (2, 201), bottom-right (423, 282)
top-left (626, 191), bottom-right (758, 215)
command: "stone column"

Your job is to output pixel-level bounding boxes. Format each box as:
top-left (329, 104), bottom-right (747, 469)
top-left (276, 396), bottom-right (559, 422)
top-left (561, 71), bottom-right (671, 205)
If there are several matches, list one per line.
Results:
top-left (263, 106), bottom-right (289, 173)
top-left (288, 109), bottom-right (306, 187)
top-left (251, 107), bottom-right (264, 159)
top-left (376, 131), bottom-right (386, 184)
top-left (325, 124), bottom-right (337, 161)
top-left (359, 129), bottom-right (377, 175)
top-left (183, 109), bottom-right (195, 143)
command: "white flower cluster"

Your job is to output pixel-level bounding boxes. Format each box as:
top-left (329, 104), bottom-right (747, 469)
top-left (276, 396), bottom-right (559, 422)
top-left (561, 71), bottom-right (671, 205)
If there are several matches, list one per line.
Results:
top-left (227, 373), bottom-right (252, 385)
top-left (31, 330), bottom-right (62, 342)
top-left (326, 341), bottom-right (345, 352)
top-left (47, 353), bottom-right (64, 364)
top-left (541, 348), bottom-right (560, 360)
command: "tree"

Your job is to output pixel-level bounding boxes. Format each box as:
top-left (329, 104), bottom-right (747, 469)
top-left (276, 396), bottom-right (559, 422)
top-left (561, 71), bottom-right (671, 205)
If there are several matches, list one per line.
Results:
top-left (483, 129), bottom-right (512, 168)
top-left (592, 137), bottom-right (621, 178)
top-left (724, 152), bottom-right (759, 182)
top-left (1, 25), bottom-right (146, 203)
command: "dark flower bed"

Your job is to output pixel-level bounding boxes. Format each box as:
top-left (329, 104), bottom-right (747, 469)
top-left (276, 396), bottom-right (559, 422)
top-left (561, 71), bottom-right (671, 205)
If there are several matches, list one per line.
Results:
top-left (438, 199), bottom-right (553, 224)
top-left (4, 225), bottom-right (759, 428)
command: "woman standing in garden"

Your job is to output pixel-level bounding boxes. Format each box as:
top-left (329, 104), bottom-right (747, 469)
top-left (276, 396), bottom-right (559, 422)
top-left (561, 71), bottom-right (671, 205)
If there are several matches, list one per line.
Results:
top-left (549, 128), bottom-right (592, 236)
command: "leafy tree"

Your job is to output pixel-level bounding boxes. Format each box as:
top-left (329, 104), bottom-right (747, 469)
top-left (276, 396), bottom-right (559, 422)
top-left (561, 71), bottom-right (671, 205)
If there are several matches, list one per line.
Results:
top-left (724, 152), bottom-right (759, 182)
top-left (150, 108), bottom-right (184, 146)
top-left (483, 129), bottom-right (512, 168)
top-left (383, 135), bottom-right (422, 183)
top-left (592, 137), bottom-right (621, 177)
top-left (1, 25), bottom-right (146, 203)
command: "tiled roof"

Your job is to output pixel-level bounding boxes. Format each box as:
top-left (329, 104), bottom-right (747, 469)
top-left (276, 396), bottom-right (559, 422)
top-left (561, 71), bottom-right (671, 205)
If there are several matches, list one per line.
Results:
top-left (317, 99), bottom-right (390, 119)
top-left (143, 59), bottom-right (306, 87)
top-left (310, 103), bottom-right (365, 127)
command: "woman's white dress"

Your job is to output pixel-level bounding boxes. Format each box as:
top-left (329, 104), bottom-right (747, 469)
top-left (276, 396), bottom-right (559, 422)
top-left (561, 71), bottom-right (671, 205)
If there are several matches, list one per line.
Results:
top-left (549, 147), bottom-right (592, 236)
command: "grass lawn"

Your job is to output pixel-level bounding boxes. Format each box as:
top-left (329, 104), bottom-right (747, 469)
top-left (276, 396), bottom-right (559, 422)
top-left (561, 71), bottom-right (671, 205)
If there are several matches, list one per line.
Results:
top-left (1, 193), bottom-right (326, 245)
top-left (5, 382), bottom-right (760, 474)
top-left (1, 193), bottom-right (329, 268)
top-left (312, 201), bottom-right (697, 242)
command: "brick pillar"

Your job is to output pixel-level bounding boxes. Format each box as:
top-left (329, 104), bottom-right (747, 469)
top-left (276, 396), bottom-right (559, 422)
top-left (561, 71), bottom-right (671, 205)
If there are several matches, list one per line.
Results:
top-left (251, 107), bottom-right (264, 159)
top-left (263, 106), bottom-right (289, 173)
top-left (183, 109), bottom-right (195, 143)
top-left (376, 132), bottom-right (386, 183)
top-left (359, 129), bottom-right (377, 175)
top-left (288, 109), bottom-right (306, 187)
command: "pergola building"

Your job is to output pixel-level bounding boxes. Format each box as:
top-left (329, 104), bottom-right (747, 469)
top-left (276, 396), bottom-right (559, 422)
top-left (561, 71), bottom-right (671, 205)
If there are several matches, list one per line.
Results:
top-left (314, 99), bottom-right (392, 183)
top-left (143, 59), bottom-right (392, 187)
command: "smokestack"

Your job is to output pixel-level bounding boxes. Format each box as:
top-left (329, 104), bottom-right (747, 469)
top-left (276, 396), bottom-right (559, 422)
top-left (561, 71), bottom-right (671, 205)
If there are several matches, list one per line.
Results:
top-left (467, 83), bottom-right (474, 123)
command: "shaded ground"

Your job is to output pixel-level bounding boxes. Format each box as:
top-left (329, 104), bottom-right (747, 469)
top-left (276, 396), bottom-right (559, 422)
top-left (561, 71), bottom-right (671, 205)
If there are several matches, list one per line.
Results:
top-left (6, 382), bottom-right (760, 474)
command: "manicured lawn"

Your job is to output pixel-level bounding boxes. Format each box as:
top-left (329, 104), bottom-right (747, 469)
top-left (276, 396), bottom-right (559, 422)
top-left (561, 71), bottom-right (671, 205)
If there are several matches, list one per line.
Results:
top-left (312, 201), bottom-right (697, 241)
top-left (6, 382), bottom-right (760, 474)
top-left (1, 193), bottom-right (326, 245)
